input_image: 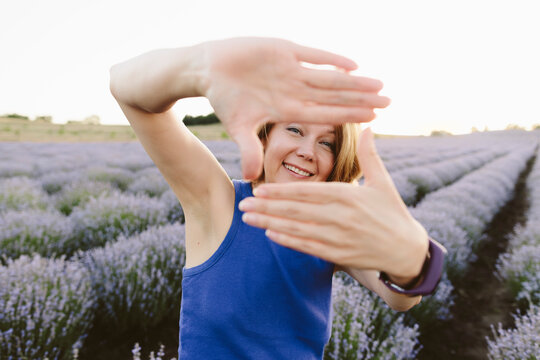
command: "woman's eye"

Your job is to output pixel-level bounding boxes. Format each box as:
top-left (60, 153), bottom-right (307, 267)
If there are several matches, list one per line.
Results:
top-left (321, 141), bottom-right (334, 149)
top-left (287, 127), bottom-right (301, 134)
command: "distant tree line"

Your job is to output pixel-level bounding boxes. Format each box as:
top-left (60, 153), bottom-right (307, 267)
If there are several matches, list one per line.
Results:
top-left (182, 113), bottom-right (220, 126)
top-left (3, 113), bottom-right (30, 120)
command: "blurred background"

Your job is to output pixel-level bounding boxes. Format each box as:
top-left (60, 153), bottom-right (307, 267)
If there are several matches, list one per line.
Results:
top-left (1, 0), bottom-right (539, 136)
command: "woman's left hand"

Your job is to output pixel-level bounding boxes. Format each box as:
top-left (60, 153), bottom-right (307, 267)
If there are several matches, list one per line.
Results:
top-left (239, 127), bottom-right (429, 279)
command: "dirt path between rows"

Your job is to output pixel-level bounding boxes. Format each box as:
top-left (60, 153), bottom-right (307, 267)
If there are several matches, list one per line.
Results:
top-left (416, 153), bottom-right (537, 360)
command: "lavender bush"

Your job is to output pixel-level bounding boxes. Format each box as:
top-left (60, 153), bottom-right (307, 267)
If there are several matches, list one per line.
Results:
top-left (69, 191), bottom-right (168, 251)
top-left (79, 223), bottom-right (185, 334)
top-left (0, 162), bottom-right (34, 178)
top-left (486, 304), bottom-right (540, 360)
top-left (394, 149), bottom-right (506, 205)
top-left (0, 255), bottom-right (96, 360)
top-left (39, 170), bottom-right (84, 195)
top-left (496, 148), bottom-right (540, 306)
top-left (127, 167), bottom-right (170, 197)
top-left (405, 145), bottom-right (536, 324)
top-left (412, 145), bottom-right (535, 279)
top-left (52, 179), bottom-right (116, 215)
top-left (0, 176), bottom-right (50, 213)
top-left (160, 188), bottom-right (184, 224)
top-left (324, 276), bottom-right (420, 360)
top-left (496, 244), bottom-right (540, 305)
top-left (85, 165), bottom-right (135, 191)
top-left (0, 209), bottom-right (75, 264)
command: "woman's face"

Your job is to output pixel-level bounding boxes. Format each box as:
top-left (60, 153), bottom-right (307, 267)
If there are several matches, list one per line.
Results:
top-left (263, 123), bottom-right (336, 184)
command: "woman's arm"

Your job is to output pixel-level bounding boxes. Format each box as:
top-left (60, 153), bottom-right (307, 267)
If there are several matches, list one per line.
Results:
top-left (336, 267), bottom-right (422, 311)
top-left (110, 45), bottom-right (233, 215)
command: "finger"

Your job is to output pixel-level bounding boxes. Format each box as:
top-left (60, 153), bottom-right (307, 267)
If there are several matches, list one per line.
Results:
top-left (292, 43), bottom-right (358, 71)
top-left (254, 182), bottom-right (352, 203)
top-left (287, 102), bottom-right (378, 124)
top-left (242, 212), bottom-right (329, 242)
top-left (232, 129), bottom-right (264, 181)
top-left (356, 127), bottom-right (393, 188)
top-left (265, 230), bottom-right (335, 262)
top-left (299, 87), bottom-right (391, 108)
top-left (239, 197), bottom-right (334, 224)
top-left (299, 67), bottom-right (384, 92)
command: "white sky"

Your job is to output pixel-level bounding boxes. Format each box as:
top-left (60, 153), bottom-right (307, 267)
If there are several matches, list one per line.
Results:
top-left (1, 0), bottom-right (539, 135)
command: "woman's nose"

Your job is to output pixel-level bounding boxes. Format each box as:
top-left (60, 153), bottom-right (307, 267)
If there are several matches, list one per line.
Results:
top-left (296, 141), bottom-right (315, 160)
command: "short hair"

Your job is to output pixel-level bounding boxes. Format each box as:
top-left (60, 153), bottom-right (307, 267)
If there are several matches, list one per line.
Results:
top-left (255, 122), bottom-right (362, 184)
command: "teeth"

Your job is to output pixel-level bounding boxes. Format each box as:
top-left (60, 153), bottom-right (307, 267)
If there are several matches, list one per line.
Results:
top-left (284, 163), bottom-right (312, 177)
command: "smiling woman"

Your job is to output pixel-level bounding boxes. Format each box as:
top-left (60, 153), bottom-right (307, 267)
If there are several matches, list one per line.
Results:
top-left (109, 36), bottom-right (442, 360)
top-left (254, 121), bottom-right (361, 186)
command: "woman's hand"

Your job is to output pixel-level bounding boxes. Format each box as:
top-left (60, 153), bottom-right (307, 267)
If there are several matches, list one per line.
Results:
top-left (200, 37), bottom-right (391, 180)
top-left (239, 127), bottom-right (429, 279)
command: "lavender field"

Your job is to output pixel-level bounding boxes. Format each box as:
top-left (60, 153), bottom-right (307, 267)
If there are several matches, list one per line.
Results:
top-left (1, 130), bottom-right (539, 360)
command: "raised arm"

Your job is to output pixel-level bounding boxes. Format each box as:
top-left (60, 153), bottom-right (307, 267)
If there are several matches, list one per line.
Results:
top-left (110, 44), bottom-right (231, 215)
top-left (112, 37), bottom-right (391, 181)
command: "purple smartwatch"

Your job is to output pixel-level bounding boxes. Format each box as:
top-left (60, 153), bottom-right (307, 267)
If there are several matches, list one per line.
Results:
top-left (379, 238), bottom-right (447, 297)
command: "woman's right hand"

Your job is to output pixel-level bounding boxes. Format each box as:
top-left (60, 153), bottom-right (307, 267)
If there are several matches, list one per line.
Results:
top-left (199, 37), bottom-right (391, 180)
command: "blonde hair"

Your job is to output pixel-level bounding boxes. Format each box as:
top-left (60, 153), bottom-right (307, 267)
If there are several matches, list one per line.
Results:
top-left (255, 122), bottom-right (362, 184)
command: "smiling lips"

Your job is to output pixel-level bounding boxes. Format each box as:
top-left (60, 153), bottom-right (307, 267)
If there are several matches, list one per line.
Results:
top-left (283, 162), bottom-right (314, 177)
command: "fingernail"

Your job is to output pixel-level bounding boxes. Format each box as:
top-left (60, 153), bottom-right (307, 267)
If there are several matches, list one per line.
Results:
top-left (242, 213), bottom-right (255, 223)
top-left (253, 187), bottom-right (266, 197)
top-left (238, 199), bottom-right (254, 211)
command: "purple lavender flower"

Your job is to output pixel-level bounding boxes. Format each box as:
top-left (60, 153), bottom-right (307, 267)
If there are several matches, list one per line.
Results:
top-left (486, 304), bottom-right (540, 360)
top-left (0, 209), bottom-right (75, 263)
top-left (69, 191), bottom-right (168, 251)
top-left (79, 223), bottom-right (185, 334)
top-left (0, 254), bottom-right (96, 359)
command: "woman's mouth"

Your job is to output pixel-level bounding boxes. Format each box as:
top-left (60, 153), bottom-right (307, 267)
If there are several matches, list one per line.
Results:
top-left (283, 162), bottom-right (314, 177)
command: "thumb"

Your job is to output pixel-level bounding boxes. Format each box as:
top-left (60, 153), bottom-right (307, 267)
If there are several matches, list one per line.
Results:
top-left (232, 128), bottom-right (264, 181)
top-left (357, 127), bottom-right (391, 188)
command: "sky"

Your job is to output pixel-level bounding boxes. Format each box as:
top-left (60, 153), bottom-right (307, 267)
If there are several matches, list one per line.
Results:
top-left (1, 0), bottom-right (539, 136)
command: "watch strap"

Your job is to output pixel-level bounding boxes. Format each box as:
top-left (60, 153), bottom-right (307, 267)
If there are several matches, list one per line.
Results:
top-left (379, 237), bottom-right (447, 296)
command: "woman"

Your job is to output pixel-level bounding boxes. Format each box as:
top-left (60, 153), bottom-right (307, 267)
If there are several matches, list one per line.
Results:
top-left (110, 37), bottom-right (443, 359)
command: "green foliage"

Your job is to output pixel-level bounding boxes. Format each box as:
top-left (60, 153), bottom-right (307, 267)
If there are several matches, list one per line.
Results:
top-left (2, 113), bottom-right (29, 120)
top-left (182, 112), bottom-right (220, 126)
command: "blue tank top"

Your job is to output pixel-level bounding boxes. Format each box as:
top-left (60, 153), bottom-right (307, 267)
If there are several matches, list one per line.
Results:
top-left (178, 180), bottom-right (335, 359)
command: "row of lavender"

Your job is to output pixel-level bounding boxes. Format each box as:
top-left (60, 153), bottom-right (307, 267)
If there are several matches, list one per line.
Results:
top-left (0, 137), bottom-right (431, 359)
top-left (0, 174), bottom-right (183, 264)
top-left (327, 133), bottom-right (540, 359)
top-left (129, 131), bottom-right (540, 358)
top-left (1, 131), bottom-right (538, 359)
top-left (0, 222), bottom-right (186, 360)
top-left (2, 133), bottom-right (525, 264)
top-left (0, 223), bottom-right (422, 359)
top-left (330, 137), bottom-right (539, 358)
top-left (486, 146), bottom-right (540, 360)
top-left (406, 143), bottom-right (537, 322)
